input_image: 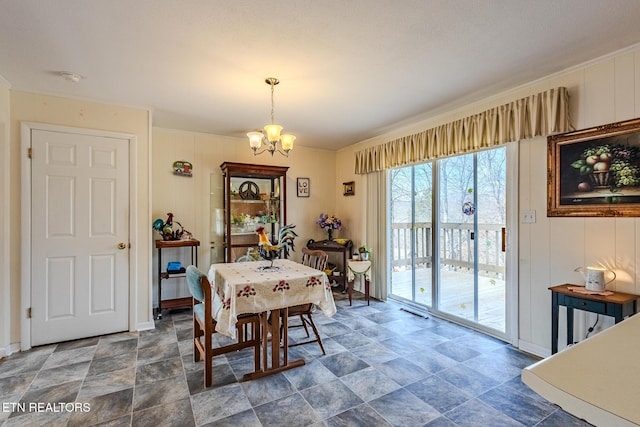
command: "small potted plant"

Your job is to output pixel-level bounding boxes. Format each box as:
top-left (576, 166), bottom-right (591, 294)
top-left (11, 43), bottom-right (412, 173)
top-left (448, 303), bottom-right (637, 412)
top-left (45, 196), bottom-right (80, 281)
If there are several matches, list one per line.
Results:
top-left (358, 245), bottom-right (372, 261)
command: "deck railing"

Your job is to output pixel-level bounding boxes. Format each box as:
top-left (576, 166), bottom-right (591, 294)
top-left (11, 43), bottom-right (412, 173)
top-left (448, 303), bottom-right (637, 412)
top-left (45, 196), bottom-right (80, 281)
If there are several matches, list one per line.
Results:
top-left (391, 222), bottom-right (505, 277)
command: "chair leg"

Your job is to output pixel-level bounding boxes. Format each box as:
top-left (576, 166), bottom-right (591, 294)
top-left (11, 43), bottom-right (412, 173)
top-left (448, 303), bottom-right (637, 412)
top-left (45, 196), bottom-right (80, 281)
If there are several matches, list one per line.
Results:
top-left (193, 316), bottom-right (201, 363)
top-left (299, 314), bottom-right (310, 337)
top-left (306, 313), bottom-right (326, 355)
top-left (288, 315), bottom-right (326, 355)
top-left (204, 329), bottom-right (213, 388)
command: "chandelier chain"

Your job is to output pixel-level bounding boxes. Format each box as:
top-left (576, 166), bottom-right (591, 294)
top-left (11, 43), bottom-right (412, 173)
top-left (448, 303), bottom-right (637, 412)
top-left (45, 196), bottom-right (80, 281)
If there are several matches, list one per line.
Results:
top-left (270, 82), bottom-right (275, 125)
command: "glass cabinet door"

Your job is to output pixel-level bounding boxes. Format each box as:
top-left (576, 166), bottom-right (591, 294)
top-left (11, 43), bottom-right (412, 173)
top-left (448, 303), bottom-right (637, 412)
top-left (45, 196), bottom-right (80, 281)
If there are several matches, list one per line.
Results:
top-left (210, 172), bottom-right (225, 264)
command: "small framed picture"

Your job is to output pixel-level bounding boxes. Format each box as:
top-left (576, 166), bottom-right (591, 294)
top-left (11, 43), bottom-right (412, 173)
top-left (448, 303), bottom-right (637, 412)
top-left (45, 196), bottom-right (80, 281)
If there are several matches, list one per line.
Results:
top-left (173, 160), bottom-right (193, 177)
top-left (343, 181), bottom-right (355, 196)
top-left (297, 177), bottom-right (310, 197)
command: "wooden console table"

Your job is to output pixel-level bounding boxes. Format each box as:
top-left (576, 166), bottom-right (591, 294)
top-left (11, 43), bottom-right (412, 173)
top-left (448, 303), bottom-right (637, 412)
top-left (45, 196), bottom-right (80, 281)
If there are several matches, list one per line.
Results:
top-left (306, 239), bottom-right (353, 290)
top-left (549, 283), bottom-right (640, 354)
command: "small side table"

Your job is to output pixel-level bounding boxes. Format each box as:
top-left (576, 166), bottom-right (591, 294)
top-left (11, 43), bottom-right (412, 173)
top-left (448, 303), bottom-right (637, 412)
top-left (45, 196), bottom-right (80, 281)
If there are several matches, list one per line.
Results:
top-left (155, 238), bottom-right (200, 319)
top-left (347, 260), bottom-right (371, 306)
top-left (549, 283), bottom-right (640, 354)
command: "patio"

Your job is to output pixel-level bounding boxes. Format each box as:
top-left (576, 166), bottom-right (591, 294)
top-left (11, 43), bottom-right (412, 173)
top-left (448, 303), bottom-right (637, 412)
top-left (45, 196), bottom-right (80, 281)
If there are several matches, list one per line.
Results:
top-left (390, 268), bottom-right (506, 333)
top-left (389, 221), bottom-right (507, 333)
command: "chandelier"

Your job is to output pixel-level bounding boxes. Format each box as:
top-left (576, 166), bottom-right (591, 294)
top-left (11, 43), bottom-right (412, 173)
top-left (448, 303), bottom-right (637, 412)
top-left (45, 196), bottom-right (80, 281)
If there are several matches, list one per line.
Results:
top-left (247, 77), bottom-right (295, 156)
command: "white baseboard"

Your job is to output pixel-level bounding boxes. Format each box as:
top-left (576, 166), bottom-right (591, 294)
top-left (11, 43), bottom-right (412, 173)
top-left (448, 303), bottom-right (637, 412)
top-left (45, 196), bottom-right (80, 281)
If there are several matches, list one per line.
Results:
top-left (0, 343), bottom-right (21, 358)
top-left (136, 320), bottom-right (155, 331)
top-left (518, 339), bottom-right (550, 358)
top-left (1, 321), bottom-right (157, 358)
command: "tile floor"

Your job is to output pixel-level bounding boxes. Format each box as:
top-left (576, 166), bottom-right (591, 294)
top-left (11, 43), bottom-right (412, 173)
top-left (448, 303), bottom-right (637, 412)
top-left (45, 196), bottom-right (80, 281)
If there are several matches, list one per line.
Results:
top-left (0, 293), bottom-right (592, 427)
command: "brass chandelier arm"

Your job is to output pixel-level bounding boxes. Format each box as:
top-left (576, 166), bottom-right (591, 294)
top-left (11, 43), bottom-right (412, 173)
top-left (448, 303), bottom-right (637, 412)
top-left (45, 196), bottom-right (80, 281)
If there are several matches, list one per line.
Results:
top-left (246, 77), bottom-right (294, 157)
top-left (251, 140), bottom-right (291, 157)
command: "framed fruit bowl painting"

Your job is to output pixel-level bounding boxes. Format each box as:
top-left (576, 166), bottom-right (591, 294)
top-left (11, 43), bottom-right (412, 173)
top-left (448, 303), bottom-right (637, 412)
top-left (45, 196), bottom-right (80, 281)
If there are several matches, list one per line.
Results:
top-left (547, 117), bottom-right (640, 217)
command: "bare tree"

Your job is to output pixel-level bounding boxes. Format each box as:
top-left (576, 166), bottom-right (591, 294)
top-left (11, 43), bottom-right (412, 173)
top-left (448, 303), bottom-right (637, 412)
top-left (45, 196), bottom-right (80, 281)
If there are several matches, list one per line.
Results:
top-left (477, 148), bottom-right (506, 223)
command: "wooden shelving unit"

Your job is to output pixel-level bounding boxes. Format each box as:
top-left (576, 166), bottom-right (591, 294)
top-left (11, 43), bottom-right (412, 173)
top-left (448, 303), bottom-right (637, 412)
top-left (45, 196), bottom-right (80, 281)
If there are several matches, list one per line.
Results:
top-left (220, 162), bottom-right (288, 263)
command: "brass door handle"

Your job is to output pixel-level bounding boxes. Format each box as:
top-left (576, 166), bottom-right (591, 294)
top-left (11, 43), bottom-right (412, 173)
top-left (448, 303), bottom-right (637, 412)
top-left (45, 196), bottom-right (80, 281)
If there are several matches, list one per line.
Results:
top-left (501, 228), bottom-right (506, 252)
top-left (118, 242), bottom-right (127, 250)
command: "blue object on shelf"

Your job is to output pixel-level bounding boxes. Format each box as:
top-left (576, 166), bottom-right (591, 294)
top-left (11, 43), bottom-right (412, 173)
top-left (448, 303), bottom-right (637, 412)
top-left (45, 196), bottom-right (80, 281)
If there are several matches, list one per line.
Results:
top-left (167, 261), bottom-right (182, 272)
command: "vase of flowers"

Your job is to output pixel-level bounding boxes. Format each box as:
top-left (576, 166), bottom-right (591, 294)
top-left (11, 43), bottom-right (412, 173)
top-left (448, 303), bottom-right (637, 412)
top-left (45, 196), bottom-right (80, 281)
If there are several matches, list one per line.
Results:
top-left (317, 213), bottom-right (342, 241)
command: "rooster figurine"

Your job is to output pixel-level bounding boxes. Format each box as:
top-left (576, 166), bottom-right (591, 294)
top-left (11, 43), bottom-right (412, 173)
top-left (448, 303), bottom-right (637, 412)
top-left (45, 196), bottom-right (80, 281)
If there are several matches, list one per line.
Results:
top-left (152, 212), bottom-right (185, 241)
top-left (255, 224), bottom-right (298, 269)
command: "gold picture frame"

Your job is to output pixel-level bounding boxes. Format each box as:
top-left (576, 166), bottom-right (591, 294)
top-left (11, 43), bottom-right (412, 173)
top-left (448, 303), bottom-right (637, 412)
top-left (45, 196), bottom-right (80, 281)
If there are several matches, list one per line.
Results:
top-left (548, 117), bottom-right (640, 217)
top-left (343, 181), bottom-right (355, 196)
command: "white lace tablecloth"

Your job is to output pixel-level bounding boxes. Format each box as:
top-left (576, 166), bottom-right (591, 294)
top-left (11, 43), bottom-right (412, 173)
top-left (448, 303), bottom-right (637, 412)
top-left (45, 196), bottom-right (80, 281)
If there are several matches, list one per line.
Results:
top-left (208, 259), bottom-right (336, 338)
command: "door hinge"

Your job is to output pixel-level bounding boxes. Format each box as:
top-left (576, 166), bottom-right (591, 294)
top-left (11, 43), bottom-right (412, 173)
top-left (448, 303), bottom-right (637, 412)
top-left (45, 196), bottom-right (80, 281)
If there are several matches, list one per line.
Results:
top-left (27, 147), bottom-right (32, 158)
top-left (27, 307), bottom-right (32, 318)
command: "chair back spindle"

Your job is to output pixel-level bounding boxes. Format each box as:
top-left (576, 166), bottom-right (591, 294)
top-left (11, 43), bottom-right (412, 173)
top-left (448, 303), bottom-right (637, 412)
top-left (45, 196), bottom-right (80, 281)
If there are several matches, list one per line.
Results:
top-left (301, 247), bottom-right (328, 272)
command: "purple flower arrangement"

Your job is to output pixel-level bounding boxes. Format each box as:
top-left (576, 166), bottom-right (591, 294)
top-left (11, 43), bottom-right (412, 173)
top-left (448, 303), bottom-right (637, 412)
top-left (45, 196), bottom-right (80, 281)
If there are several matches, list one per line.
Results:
top-left (316, 213), bottom-right (342, 230)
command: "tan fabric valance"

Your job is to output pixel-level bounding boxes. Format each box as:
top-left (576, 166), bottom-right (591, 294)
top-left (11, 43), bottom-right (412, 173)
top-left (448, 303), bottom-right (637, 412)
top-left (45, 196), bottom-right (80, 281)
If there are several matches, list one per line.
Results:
top-left (355, 87), bottom-right (570, 174)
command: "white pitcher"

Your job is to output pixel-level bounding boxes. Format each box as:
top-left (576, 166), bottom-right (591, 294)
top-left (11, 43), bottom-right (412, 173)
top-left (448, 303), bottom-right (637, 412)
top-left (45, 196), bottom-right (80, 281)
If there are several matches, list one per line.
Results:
top-left (574, 266), bottom-right (616, 292)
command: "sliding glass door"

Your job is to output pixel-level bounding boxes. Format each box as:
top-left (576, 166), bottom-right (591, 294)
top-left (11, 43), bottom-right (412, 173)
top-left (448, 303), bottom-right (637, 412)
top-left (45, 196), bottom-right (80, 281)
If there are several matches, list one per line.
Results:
top-left (437, 149), bottom-right (506, 332)
top-left (437, 153), bottom-right (478, 323)
top-left (389, 163), bottom-right (433, 307)
top-left (389, 146), bottom-right (508, 337)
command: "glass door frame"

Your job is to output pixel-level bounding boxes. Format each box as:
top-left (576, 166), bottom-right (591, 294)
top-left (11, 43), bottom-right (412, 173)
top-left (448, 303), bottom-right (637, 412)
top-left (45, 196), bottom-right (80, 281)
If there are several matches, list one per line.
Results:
top-left (388, 163), bottom-right (433, 313)
top-left (388, 142), bottom-right (519, 345)
top-left (432, 149), bottom-right (504, 340)
top-left (431, 154), bottom-right (481, 324)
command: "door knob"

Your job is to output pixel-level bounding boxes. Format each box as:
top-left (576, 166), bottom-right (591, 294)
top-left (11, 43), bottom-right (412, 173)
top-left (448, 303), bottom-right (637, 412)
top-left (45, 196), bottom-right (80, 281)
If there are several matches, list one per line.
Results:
top-left (118, 242), bottom-right (127, 250)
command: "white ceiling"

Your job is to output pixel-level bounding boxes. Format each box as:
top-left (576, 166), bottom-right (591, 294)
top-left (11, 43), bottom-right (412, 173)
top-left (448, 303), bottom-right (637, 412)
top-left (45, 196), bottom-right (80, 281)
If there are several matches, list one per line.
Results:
top-left (2, 0), bottom-right (640, 151)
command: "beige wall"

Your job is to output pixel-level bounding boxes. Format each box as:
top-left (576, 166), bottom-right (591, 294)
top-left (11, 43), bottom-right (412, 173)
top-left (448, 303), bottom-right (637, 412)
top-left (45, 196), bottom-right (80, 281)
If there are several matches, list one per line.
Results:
top-left (151, 128), bottom-right (337, 301)
top-left (337, 44), bottom-right (640, 356)
top-left (5, 91), bottom-right (152, 352)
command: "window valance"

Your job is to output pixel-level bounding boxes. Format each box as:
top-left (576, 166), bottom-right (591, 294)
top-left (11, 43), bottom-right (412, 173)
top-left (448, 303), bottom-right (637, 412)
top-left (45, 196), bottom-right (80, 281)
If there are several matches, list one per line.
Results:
top-left (354, 87), bottom-right (570, 174)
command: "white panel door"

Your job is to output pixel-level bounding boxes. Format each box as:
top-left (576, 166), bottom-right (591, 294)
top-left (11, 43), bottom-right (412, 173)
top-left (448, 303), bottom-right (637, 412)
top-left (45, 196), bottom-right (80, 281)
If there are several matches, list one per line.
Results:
top-left (31, 129), bottom-right (129, 345)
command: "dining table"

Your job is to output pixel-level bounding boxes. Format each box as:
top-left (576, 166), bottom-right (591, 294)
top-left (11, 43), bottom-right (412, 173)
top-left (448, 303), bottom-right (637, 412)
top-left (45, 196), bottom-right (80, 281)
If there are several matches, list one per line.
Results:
top-left (207, 258), bottom-right (337, 380)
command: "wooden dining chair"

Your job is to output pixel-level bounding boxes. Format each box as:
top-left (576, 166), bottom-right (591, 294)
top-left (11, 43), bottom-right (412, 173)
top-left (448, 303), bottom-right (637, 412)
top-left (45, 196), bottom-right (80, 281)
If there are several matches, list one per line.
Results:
top-left (186, 265), bottom-right (261, 387)
top-left (285, 248), bottom-right (329, 354)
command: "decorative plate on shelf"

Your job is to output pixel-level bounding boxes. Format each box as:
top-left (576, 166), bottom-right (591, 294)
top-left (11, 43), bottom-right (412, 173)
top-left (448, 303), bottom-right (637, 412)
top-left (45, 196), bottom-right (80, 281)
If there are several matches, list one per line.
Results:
top-left (239, 181), bottom-right (260, 200)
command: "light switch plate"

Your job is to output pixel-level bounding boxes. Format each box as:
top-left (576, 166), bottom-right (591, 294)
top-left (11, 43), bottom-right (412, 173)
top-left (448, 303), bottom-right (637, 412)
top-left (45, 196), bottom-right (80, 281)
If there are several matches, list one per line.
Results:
top-left (522, 210), bottom-right (536, 223)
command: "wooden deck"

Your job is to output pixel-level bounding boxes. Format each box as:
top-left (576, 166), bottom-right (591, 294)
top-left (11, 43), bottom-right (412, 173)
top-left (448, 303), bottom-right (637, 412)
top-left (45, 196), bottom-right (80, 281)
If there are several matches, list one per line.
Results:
top-left (390, 268), bottom-right (506, 332)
